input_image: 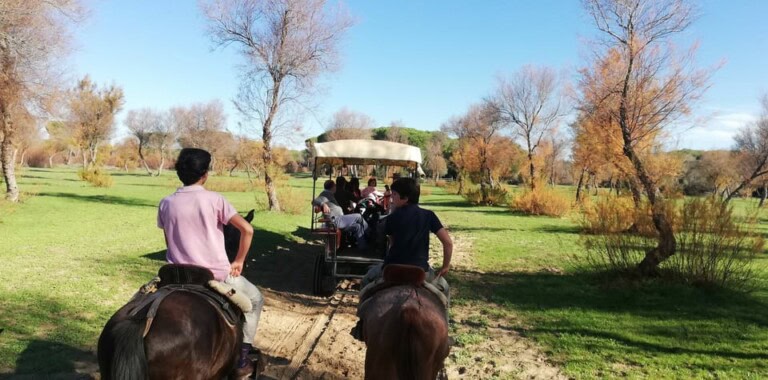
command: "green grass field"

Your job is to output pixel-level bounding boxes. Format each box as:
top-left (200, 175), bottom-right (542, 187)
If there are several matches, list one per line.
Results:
top-left (1, 168), bottom-right (767, 378)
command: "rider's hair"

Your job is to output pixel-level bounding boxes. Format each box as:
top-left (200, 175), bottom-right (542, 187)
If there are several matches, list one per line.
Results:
top-left (391, 177), bottom-right (419, 204)
top-left (349, 177), bottom-right (360, 189)
top-left (336, 176), bottom-right (347, 190)
top-left (323, 179), bottom-right (335, 190)
top-left (367, 178), bottom-right (377, 187)
top-left (175, 148), bottom-right (211, 186)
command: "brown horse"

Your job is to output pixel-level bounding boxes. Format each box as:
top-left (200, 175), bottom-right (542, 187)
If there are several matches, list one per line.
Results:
top-left (98, 210), bottom-right (259, 380)
top-left (358, 268), bottom-right (450, 380)
top-left (97, 288), bottom-right (246, 380)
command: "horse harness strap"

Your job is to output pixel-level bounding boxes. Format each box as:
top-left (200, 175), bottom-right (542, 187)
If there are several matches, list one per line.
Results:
top-left (127, 284), bottom-right (242, 337)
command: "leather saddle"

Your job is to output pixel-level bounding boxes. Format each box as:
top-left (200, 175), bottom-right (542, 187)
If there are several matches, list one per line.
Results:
top-left (127, 264), bottom-right (243, 337)
top-left (359, 264), bottom-right (448, 308)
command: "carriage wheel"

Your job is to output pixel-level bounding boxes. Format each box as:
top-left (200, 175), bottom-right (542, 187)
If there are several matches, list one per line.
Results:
top-left (313, 252), bottom-right (336, 297)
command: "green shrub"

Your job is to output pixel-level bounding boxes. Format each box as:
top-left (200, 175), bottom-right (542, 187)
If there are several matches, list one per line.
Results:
top-left (580, 196), bottom-right (762, 290)
top-left (668, 197), bottom-right (762, 289)
top-left (77, 168), bottom-right (113, 188)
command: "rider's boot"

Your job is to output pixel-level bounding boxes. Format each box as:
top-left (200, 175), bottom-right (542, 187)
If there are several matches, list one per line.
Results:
top-left (350, 319), bottom-right (364, 341)
top-left (234, 343), bottom-right (255, 379)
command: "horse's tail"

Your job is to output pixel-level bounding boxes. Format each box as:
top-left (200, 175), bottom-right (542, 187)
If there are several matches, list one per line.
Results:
top-left (397, 302), bottom-right (431, 380)
top-left (98, 318), bottom-right (148, 380)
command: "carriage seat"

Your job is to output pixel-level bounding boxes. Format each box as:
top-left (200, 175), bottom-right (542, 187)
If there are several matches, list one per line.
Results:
top-left (358, 264), bottom-right (448, 309)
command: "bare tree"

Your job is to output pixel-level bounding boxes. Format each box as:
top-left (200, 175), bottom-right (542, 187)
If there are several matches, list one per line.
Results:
top-left (581, 0), bottom-right (712, 275)
top-left (384, 120), bottom-right (408, 143)
top-left (67, 76), bottom-right (124, 169)
top-left (172, 101), bottom-right (226, 149)
top-left (445, 102), bottom-right (505, 203)
top-left (0, 0), bottom-right (86, 201)
top-left (425, 136), bottom-right (447, 182)
top-left (728, 94), bottom-right (768, 202)
top-left (201, 0), bottom-right (353, 211)
top-left (494, 65), bottom-right (564, 190)
top-left (125, 108), bottom-right (160, 175)
top-left (151, 111), bottom-right (177, 176)
top-left (546, 133), bottom-right (568, 186)
top-left (325, 107), bottom-right (374, 141)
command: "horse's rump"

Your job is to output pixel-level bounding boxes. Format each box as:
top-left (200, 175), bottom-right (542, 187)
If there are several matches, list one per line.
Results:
top-left (360, 286), bottom-right (449, 380)
top-left (98, 290), bottom-right (241, 380)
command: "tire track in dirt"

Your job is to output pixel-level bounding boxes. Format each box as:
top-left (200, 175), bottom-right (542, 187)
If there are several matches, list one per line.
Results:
top-left (256, 281), bottom-right (365, 380)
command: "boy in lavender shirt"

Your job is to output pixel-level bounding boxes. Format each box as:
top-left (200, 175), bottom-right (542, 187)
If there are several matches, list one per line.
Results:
top-left (157, 148), bottom-right (263, 378)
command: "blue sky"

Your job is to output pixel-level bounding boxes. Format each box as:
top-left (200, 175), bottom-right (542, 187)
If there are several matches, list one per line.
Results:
top-left (72, 0), bottom-right (768, 150)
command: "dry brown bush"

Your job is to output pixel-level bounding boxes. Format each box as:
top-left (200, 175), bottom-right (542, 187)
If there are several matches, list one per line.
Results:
top-left (510, 187), bottom-right (570, 217)
top-left (78, 168), bottom-right (113, 188)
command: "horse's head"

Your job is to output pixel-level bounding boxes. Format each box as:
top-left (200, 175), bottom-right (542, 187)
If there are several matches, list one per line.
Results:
top-left (224, 209), bottom-right (255, 261)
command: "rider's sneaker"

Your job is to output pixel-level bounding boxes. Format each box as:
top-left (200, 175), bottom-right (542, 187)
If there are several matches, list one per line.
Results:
top-left (234, 360), bottom-right (254, 379)
top-left (350, 320), bottom-right (364, 341)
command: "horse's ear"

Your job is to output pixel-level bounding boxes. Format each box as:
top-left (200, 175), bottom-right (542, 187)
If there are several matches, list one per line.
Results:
top-left (245, 209), bottom-right (255, 223)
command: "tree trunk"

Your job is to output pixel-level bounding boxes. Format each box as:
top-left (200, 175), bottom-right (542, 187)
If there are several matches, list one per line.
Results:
top-left (89, 145), bottom-right (98, 166)
top-left (229, 160), bottom-right (238, 177)
top-left (618, 53), bottom-right (676, 276)
top-left (528, 151), bottom-right (536, 190)
top-left (156, 153), bottom-right (165, 177)
top-left (18, 149), bottom-right (26, 167)
top-left (137, 143), bottom-right (152, 175)
top-left (457, 172), bottom-right (464, 195)
top-left (575, 167), bottom-right (587, 202)
top-left (245, 164), bottom-right (254, 186)
top-left (1, 107), bottom-right (19, 202)
top-left (628, 179), bottom-right (642, 208)
top-left (760, 183), bottom-right (767, 207)
top-left (262, 80), bottom-right (283, 211)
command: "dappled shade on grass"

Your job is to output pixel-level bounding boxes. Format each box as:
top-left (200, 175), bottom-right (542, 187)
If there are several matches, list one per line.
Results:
top-left (450, 269), bottom-right (768, 378)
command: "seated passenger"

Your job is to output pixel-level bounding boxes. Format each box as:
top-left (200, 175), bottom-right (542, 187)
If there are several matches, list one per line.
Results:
top-left (360, 178), bottom-right (382, 200)
top-left (313, 179), bottom-right (369, 250)
top-left (334, 176), bottom-right (355, 214)
top-left (348, 177), bottom-right (362, 201)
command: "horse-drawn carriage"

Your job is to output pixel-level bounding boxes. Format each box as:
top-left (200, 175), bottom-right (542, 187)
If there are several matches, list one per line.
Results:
top-left (310, 139), bottom-right (423, 296)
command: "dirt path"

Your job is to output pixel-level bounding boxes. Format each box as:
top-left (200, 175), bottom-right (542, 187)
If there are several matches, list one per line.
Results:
top-left (248, 232), bottom-right (566, 380)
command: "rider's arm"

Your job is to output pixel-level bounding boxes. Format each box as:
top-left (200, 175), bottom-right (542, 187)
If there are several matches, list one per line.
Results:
top-left (435, 228), bottom-right (452, 277)
top-left (228, 214), bottom-right (254, 277)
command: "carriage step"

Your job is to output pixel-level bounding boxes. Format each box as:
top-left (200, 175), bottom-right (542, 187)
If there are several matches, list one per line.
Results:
top-left (334, 256), bottom-right (383, 264)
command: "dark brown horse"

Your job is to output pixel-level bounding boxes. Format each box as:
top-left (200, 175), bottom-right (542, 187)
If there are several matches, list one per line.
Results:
top-left (358, 267), bottom-right (450, 380)
top-left (98, 210), bottom-right (259, 380)
top-left (97, 289), bottom-right (245, 380)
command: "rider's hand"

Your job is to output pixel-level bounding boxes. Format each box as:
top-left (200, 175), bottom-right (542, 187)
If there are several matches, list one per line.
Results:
top-left (230, 260), bottom-right (245, 277)
top-left (436, 264), bottom-right (450, 278)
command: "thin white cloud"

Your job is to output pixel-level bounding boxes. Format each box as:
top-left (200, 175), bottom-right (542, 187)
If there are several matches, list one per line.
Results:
top-left (670, 110), bottom-right (758, 150)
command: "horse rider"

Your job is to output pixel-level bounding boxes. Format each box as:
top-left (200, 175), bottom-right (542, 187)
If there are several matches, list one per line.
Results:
top-left (157, 148), bottom-right (264, 379)
top-left (354, 177), bottom-right (453, 338)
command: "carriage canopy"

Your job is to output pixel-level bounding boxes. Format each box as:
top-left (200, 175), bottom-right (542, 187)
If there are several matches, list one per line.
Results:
top-left (312, 139), bottom-right (423, 173)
